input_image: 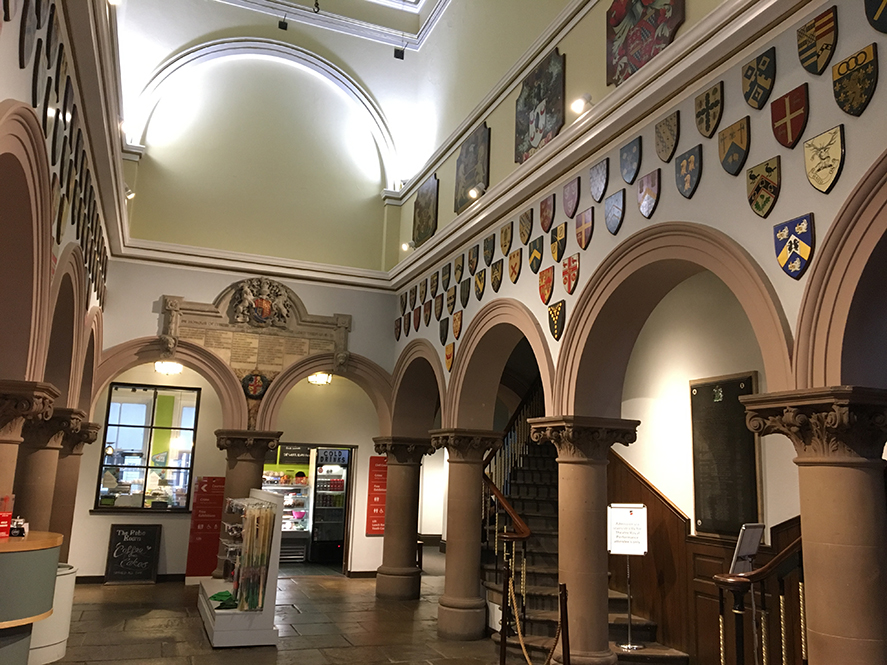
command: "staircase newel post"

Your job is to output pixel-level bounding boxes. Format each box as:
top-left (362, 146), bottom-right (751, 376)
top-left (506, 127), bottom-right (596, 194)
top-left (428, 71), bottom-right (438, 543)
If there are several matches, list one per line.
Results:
top-left (500, 561), bottom-right (511, 665)
top-left (732, 587), bottom-right (747, 665)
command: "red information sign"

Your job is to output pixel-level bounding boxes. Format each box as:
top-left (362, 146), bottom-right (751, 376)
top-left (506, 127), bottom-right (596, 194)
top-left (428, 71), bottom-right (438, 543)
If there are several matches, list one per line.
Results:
top-left (185, 476), bottom-right (225, 578)
top-left (366, 456), bottom-right (388, 536)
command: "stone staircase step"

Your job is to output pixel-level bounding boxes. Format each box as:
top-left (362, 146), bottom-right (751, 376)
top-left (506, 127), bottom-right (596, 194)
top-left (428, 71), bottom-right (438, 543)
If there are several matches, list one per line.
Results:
top-left (491, 635), bottom-right (688, 664)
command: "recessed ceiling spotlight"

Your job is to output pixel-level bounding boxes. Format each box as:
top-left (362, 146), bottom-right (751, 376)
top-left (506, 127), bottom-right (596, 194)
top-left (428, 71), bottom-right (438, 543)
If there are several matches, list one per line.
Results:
top-left (401, 240), bottom-right (417, 252)
top-left (468, 183), bottom-right (486, 199)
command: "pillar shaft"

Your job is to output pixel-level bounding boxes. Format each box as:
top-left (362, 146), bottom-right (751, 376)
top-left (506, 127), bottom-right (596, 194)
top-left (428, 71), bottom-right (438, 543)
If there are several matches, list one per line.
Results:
top-left (0, 381), bottom-right (59, 501)
top-left (430, 428), bottom-right (501, 640)
top-left (211, 429), bottom-right (283, 578)
top-left (50, 422), bottom-right (100, 562)
top-left (743, 387), bottom-right (887, 665)
top-left (373, 437), bottom-right (434, 599)
top-left (529, 416), bottom-right (638, 665)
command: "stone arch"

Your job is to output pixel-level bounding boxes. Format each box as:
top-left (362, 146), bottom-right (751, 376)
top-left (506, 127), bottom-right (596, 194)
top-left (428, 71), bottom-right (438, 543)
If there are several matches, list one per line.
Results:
top-left (45, 244), bottom-right (89, 405)
top-left (256, 353), bottom-right (393, 435)
top-left (391, 339), bottom-right (447, 437)
top-left (95, 337), bottom-right (248, 429)
top-left (77, 307), bottom-right (103, 416)
top-left (557, 222), bottom-right (793, 417)
top-left (0, 100), bottom-right (52, 380)
top-left (444, 298), bottom-right (555, 429)
top-left (795, 148), bottom-right (887, 388)
top-left (127, 38), bottom-right (398, 188)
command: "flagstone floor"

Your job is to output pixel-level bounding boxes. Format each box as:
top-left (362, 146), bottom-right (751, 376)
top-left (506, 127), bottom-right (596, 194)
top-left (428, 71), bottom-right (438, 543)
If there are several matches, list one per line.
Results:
top-left (58, 547), bottom-right (516, 665)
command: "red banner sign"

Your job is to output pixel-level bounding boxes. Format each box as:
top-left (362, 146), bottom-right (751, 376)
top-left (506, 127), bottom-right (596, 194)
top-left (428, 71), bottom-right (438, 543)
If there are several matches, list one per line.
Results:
top-left (365, 456), bottom-right (388, 536)
top-left (185, 476), bottom-right (225, 578)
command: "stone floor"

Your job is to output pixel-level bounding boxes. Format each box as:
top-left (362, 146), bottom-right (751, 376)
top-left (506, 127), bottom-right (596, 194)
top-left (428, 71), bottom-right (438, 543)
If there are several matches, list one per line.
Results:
top-left (58, 548), bottom-right (519, 665)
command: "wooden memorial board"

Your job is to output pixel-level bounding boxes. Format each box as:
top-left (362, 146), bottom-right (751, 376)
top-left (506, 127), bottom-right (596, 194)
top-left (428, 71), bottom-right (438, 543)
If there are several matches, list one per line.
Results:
top-left (105, 524), bottom-right (162, 584)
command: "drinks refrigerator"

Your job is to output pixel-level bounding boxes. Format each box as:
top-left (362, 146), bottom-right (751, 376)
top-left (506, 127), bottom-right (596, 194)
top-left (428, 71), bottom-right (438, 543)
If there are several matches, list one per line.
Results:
top-left (308, 447), bottom-right (351, 564)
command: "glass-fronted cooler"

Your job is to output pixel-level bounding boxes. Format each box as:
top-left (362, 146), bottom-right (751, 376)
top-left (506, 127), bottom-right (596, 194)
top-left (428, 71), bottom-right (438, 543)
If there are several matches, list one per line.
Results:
top-left (261, 444), bottom-right (313, 563)
top-left (308, 448), bottom-right (351, 564)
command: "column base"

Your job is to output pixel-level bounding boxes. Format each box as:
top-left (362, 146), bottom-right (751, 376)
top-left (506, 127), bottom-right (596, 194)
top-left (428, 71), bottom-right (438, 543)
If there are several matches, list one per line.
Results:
top-left (553, 646), bottom-right (617, 665)
top-left (437, 595), bottom-right (487, 640)
top-left (375, 566), bottom-right (421, 600)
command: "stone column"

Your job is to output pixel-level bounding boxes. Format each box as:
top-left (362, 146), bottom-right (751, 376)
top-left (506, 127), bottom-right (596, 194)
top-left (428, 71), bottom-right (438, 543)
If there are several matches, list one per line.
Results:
top-left (50, 421), bottom-right (101, 562)
top-left (529, 416), bottom-right (639, 665)
top-left (212, 429), bottom-right (283, 578)
top-left (373, 436), bottom-right (435, 600)
top-left (15, 408), bottom-right (85, 532)
top-left (429, 428), bottom-right (501, 640)
top-left (0, 381), bottom-right (59, 500)
top-left (742, 386), bottom-right (887, 665)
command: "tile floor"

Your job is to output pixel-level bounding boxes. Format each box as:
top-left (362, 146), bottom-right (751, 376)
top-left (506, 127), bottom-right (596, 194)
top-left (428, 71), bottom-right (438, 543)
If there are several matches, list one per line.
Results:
top-left (58, 548), bottom-right (517, 665)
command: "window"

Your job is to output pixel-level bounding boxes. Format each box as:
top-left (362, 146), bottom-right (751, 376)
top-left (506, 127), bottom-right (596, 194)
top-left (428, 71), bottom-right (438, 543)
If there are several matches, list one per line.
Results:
top-left (95, 383), bottom-right (201, 510)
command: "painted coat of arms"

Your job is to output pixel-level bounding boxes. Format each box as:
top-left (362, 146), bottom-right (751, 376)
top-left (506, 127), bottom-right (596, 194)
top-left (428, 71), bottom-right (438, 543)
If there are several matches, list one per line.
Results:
top-left (468, 245), bottom-right (479, 275)
top-left (434, 293), bottom-right (444, 321)
top-left (423, 300), bottom-right (432, 326)
top-left (576, 207), bottom-right (594, 250)
top-left (399, 292), bottom-right (407, 315)
top-left (637, 169), bottom-right (660, 219)
top-left (445, 343), bottom-right (455, 371)
top-left (606, 0), bottom-right (685, 86)
top-left (413, 307), bottom-right (421, 332)
top-left (453, 311), bottom-right (463, 340)
top-left (509, 249), bottom-right (523, 283)
top-left (242, 372), bottom-right (271, 400)
top-left (419, 278), bottom-right (427, 303)
top-left (563, 177), bottom-right (580, 219)
top-left (620, 137), bottom-right (642, 184)
top-left (519, 209), bottom-right (534, 244)
top-left (675, 145), bottom-right (702, 199)
top-left (483, 234), bottom-right (496, 267)
top-left (441, 263), bottom-right (452, 290)
top-left (540, 193), bottom-right (556, 232)
top-left (500, 222), bottom-right (513, 256)
top-left (413, 174), bottom-right (439, 247)
top-left (447, 286), bottom-right (456, 314)
top-left (550, 223), bottom-right (567, 262)
top-left (695, 82), bottom-right (723, 138)
top-left (460, 278), bottom-right (471, 308)
top-left (804, 125), bottom-right (844, 194)
top-left (771, 83), bottom-right (808, 148)
top-left (403, 313), bottom-right (411, 337)
top-left (515, 48), bottom-right (565, 164)
top-left (655, 111), bottom-right (680, 162)
top-left (430, 272), bottom-right (439, 298)
top-left (797, 6), bottom-right (837, 75)
top-left (539, 266), bottom-right (554, 304)
top-left (774, 213), bottom-right (815, 279)
top-left (832, 44), bottom-right (878, 117)
top-left (440, 319), bottom-right (449, 346)
top-left (491, 259), bottom-right (504, 293)
top-left (394, 318), bottom-right (401, 342)
top-left (589, 158), bottom-right (609, 202)
top-left (718, 117), bottom-right (750, 176)
top-left (548, 301), bottom-right (566, 341)
top-left (747, 157), bottom-right (781, 218)
top-left (605, 190), bottom-right (625, 235)
top-left (475, 269), bottom-right (486, 301)
top-left (742, 47), bottom-right (776, 110)
top-left (454, 255), bottom-right (464, 283)
top-left (454, 122), bottom-right (491, 214)
top-left (528, 237), bottom-right (544, 274)
top-left (865, 0), bottom-right (887, 33)
top-left (232, 277), bottom-right (293, 328)
top-left (562, 254), bottom-right (580, 295)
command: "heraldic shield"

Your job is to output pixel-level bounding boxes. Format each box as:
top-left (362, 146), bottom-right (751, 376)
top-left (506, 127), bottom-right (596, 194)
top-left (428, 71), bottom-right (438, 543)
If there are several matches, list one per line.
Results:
top-left (528, 236), bottom-right (544, 274)
top-left (403, 313), bottom-right (411, 337)
top-left (419, 278), bottom-right (427, 303)
top-left (440, 318), bottom-right (449, 346)
top-left (509, 249), bottom-right (523, 283)
top-left (575, 207), bottom-right (593, 250)
top-left (445, 343), bottom-right (455, 371)
top-left (430, 272), bottom-right (439, 298)
top-left (446, 286), bottom-right (456, 314)
top-left (548, 300), bottom-right (566, 341)
top-left (460, 278), bottom-right (471, 308)
top-left (562, 254), bottom-right (579, 295)
top-left (423, 300), bottom-right (432, 326)
top-left (866, 0), bottom-right (887, 33)
top-left (441, 263), bottom-right (452, 290)
top-left (483, 234), bottom-right (496, 267)
top-left (742, 47), bottom-right (776, 109)
top-left (474, 269), bottom-right (486, 301)
top-left (774, 213), bottom-right (815, 279)
top-left (620, 137), bottom-right (642, 184)
top-left (675, 145), bottom-right (702, 199)
top-left (655, 111), bottom-right (679, 163)
top-left (797, 6), bottom-right (837, 75)
top-left (638, 169), bottom-right (660, 219)
top-left (453, 311), bottom-right (463, 340)
top-left (563, 176), bottom-right (580, 219)
top-left (468, 245), bottom-right (479, 275)
top-left (394, 317), bottom-right (401, 341)
top-left (434, 293), bottom-right (444, 321)
top-left (804, 125), bottom-right (844, 194)
top-left (519, 209), bottom-right (534, 244)
top-left (539, 266), bottom-right (554, 304)
top-left (719, 116), bottom-right (750, 176)
top-left (540, 193), bottom-right (555, 232)
top-left (695, 82), bottom-right (723, 138)
top-left (491, 259), bottom-right (504, 293)
top-left (400, 292), bottom-right (407, 315)
top-left (747, 157), bottom-right (781, 218)
top-left (589, 158), bottom-right (608, 202)
top-left (454, 255), bottom-right (464, 283)
top-left (413, 307), bottom-right (421, 332)
top-left (771, 83), bottom-right (809, 149)
top-left (500, 222), bottom-right (513, 255)
top-left (409, 285), bottom-right (417, 310)
top-left (833, 44), bottom-right (878, 117)
top-left (605, 190), bottom-right (625, 235)
top-left (550, 222), bottom-right (567, 262)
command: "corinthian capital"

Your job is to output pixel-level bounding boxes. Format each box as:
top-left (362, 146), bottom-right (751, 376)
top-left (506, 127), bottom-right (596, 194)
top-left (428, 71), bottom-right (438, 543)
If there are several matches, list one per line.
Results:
top-left (215, 429), bottom-right (283, 462)
top-left (373, 437), bottom-right (435, 465)
top-left (428, 428), bottom-right (501, 462)
top-left (62, 421), bottom-right (101, 456)
top-left (742, 386), bottom-right (887, 463)
top-left (0, 381), bottom-right (60, 439)
top-left (22, 407), bottom-right (86, 450)
top-left (528, 415), bottom-right (639, 462)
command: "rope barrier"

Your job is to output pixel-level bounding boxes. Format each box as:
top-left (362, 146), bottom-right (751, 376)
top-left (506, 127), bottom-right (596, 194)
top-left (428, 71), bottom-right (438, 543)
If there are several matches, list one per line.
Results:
top-left (507, 574), bottom-right (562, 665)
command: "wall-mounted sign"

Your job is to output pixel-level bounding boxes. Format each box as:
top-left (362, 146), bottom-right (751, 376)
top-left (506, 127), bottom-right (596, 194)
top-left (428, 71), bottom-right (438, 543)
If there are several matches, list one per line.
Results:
top-left (365, 456), bottom-right (387, 536)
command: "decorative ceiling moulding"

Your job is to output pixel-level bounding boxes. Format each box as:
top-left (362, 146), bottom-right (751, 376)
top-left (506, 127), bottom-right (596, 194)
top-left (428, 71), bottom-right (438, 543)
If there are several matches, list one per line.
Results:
top-left (212, 0), bottom-right (449, 50)
top-left (386, 0), bottom-right (814, 290)
top-left (124, 38), bottom-right (398, 188)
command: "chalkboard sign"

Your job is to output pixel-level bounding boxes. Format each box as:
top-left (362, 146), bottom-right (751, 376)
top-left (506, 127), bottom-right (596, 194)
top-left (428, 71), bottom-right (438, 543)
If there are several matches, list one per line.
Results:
top-left (104, 524), bottom-right (162, 584)
top-left (278, 444), bottom-right (311, 465)
top-left (691, 373), bottom-right (760, 536)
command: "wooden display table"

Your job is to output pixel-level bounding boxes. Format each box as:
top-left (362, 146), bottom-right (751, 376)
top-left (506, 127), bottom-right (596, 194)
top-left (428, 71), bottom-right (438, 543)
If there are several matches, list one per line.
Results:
top-left (0, 532), bottom-right (62, 664)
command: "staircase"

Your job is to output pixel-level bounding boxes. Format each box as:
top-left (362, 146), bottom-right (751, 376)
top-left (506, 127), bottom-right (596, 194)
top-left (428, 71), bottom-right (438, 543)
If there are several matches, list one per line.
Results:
top-left (481, 386), bottom-right (689, 664)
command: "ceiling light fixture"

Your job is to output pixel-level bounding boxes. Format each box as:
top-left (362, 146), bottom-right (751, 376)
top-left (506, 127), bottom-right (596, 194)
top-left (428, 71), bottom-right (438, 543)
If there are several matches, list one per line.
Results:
top-left (571, 94), bottom-right (593, 114)
top-left (278, 14), bottom-right (288, 30)
top-left (125, 185), bottom-right (135, 200)
top-left (468, 182), bottom-right (486, 199)
top-left (307, 372), bottom-right (332, 385)
top-left (154, 361), bottom-right (183, 375)
top-left (401, 240), bottom-right (416, 251)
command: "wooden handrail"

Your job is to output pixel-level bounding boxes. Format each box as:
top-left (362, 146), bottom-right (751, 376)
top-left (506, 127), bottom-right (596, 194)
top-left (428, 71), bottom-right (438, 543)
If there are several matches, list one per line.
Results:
top-left (483, 474), bottom-right (531, 542)
top-left (712, 536), bottom-right (802, 593)
top-left (484, 376), bottom-right (543, 471)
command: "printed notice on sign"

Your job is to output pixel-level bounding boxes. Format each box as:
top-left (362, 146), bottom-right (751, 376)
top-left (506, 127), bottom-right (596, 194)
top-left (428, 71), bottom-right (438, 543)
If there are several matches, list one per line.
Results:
top-left (607, 503), bottom-right (648, 556)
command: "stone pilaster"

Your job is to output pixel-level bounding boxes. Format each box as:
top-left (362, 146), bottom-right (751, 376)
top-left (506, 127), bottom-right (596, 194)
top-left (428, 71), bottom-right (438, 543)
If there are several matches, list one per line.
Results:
top-left (212, 429), bottom-right (283, 578)
top-left (529, 416), bottom-right (639, 665)
top-left (0, 381), bottom-right (59, 501)
top-left (51, 421), bottom-right (101, 562)
top-left (16, 408), bottom-right (85, 532)
top-left (742, 386), bottom-right (887, 665)
top-left (429, 428), bottom-right (502, 640)
top-left (373, 437), bottom-right (435, 600)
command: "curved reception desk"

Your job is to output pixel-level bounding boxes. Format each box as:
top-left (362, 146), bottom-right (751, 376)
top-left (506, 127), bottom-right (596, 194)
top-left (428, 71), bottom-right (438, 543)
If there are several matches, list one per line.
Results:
top-left (0, 532), bottom-right (62, 664)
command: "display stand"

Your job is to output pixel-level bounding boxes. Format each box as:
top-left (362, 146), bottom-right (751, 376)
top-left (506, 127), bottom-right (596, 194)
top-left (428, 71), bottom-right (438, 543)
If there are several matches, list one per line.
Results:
top-left (729, 523), bottom-right (765, 574)
top-left (607, 504), bottom-right (647, 651)
top-left (197, 489), bottom-right (283, 647)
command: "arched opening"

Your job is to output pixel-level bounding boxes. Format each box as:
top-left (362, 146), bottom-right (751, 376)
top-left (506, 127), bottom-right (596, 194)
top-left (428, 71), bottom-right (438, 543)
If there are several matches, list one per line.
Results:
top-left (841, 231), bottom-right (887, 387)
top-left (43, 274), bottom-right (77, 404)
top-left (78, 332), bottom-right (96, 415)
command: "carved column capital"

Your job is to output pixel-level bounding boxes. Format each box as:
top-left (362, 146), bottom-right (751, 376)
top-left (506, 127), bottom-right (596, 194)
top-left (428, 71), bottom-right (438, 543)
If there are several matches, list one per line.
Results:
top-left (215, 429), bottom-right (282, 462)
top-left (22, 407), bottom-right (86, 451)
top-left (742, 386), bottom-right (887, 465)
top-left (528, 415), bottom-right (639, 463)
top-left (0, 381), bottom-right (60, 441)
top-left (62, 421), bottom-right (101, 457)
top-left (429, 428), bottom-right (501, 463)
top-left (373, 437), bottom-right (434, 465)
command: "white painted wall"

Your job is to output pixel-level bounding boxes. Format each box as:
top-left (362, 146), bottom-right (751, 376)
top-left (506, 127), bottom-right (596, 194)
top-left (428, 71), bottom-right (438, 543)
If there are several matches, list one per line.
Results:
top-left (69, 363), bottom-right (227, 576)
top-left (418, 448), bottom-right (446, 536)
top-left (620, 271), bottom-right (800, 539)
